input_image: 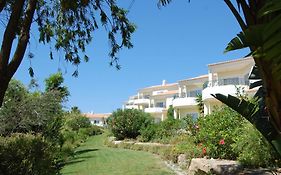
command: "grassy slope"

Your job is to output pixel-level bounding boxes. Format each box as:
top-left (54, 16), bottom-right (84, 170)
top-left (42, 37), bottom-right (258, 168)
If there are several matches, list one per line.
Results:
top-left (61, 134), bottom-right (174, 175)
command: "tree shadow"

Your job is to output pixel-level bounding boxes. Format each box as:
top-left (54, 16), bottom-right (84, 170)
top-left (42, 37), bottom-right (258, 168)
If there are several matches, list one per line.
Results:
top-left (63, 148), bottom-right (99, 166)
top-left (74, 148), bottom-right (99, 155)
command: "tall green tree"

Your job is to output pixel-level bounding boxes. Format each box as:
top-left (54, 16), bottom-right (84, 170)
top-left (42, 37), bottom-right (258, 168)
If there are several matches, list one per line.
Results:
top-left (0, 0), bottom-right (135, 107)
top-left (45, 72), bottom-right (69, 101)
top-left (159, 0), bottom-right (281, 154)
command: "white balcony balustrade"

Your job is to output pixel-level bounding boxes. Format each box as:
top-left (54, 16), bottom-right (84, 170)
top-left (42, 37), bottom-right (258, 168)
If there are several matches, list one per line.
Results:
top-left (202, 78), bottom-right (249, 101)
top-left (144, 107), bottom-right (164, 113)
top-left (172, 97), bottom-right (197, 108)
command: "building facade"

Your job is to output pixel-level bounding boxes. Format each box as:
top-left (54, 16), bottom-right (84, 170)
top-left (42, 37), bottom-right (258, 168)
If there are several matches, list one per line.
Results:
top-left (123, 57), bottom-right (256, 121)
top-left (202, 57), bottom-right (255, 115)
top-left (84, 113), bottom-right (111, 127)
top-left (173, 75), bottom-right (208, 120)
top-left (124, 80), bottom-right (178, 122)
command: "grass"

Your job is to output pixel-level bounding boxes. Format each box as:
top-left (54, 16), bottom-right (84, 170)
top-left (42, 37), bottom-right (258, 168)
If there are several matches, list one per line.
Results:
top-left (61, 134), bottom-right (175, 175)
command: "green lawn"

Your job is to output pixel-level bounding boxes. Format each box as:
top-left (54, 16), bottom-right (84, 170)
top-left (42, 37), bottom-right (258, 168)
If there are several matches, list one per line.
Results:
top-left (61, 134), bottom-right (175, 175)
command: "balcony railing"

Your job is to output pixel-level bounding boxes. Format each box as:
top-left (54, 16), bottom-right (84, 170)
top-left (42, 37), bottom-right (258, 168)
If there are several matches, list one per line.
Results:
top-left (203, 78), bottom-right (249, 89)
top-left (175, 91), bottom-right (202, 98)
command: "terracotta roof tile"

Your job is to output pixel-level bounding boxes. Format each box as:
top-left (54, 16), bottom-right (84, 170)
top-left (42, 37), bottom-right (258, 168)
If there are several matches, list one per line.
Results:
top-left (84, 113), bottom-right (111, 119)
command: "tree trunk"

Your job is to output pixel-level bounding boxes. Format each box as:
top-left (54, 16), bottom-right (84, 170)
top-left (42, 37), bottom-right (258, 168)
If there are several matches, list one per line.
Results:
top-left (255, 58), bottom-right (281, 132)
top-left (0, 0), bottom-right (37, 107)
top-left (0, 74), bottom-right (11, 107)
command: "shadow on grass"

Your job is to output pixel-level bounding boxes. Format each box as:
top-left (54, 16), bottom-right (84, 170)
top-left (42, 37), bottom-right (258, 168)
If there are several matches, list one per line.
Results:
top-left (63, 148), bottom-right (99, 166)
top-left (74, 148), bottom-right (99, 155)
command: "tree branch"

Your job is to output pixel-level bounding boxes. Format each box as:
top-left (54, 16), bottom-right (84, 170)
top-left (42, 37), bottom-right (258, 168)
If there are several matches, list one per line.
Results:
top-left (0, 0), bottom-right (25, 72)
top-left (8, 0), bottom-right (37, 78)
top-left (224, 0), bottom-right (247, 31)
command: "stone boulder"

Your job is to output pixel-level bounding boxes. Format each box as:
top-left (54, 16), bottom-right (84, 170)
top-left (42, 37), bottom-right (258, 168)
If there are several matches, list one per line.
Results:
top-left (187, 158), bottom-right (242, 175)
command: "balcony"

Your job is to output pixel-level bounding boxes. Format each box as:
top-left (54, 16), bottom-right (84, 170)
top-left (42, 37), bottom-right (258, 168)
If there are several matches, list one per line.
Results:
top-left (125, 105), bottom-right (138, 109)
top-left (203, 78), bottom-right (249, 89)
top-left (173, 97), bottom-right (197, 108)
top-left (145, 107), bottom-right (164, 113)
top-left (134, 98), bottom-right (150, 105)
top-left (202, 78), bottom-right (249, 101)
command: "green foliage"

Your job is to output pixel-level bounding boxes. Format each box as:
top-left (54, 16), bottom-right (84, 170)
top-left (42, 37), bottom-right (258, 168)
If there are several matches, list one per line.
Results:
top-left (213, 66), bottom-right (281, 156)
top-left (232, 122), bottom-right (280, 168)
top-left (181, 114), bottom-right (199, 136)
top-left (196, 94), bottom-right (204, 115)
top-left (139, 117), bottom-right (189, 143)
top-left (45, 72), bottom-right (69, 101)
top-left (110, 106), bottom-right (280, 168)
top-left (83, 125), bottom-right (104, 136)
top-left (139, 123), bottom-right (158, 142)
top-left (154, 118), bottom-right (182, 141)
top-left (167, 105), bottom-right (174, 120)
top-left (0, 78), bottom-right (100, 174)
top-left (195, 107), bottom-right (244, 159)
top-left (0, 133), bottom-right (58, 175)
top-left (0, 80), bottom-right (63, 138)
top-left (1, 0), bottom-right (135, 71)
top-left (70, 106), bottom-right (81, 114)
top-left (107, 109), bottom-right (153, 140)
top-left (2, 79), bottom-right (28, 105)
top-left (64, 113), bottom-right (91, 132)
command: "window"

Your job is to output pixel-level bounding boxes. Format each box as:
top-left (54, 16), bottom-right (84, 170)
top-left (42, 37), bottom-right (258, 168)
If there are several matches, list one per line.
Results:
top-left (223, 77), bottom-right (239, 85)
top-left (189, 90), bottom-right (202, 97)
top-left (144, 95), bottom-right (150, 99)
top-left (188, 113), bottom-right (199, 121)
top-left (156, 102), bottom-right (165, 108)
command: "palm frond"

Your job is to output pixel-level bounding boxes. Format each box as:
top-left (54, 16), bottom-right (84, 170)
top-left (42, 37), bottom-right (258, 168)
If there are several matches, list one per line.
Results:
top-left (157, 0), bottom-right (173, 7)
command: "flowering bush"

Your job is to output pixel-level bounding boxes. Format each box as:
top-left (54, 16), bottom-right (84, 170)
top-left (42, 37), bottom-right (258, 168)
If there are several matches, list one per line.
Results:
top-left (195, 106), bottom-right (244, 159)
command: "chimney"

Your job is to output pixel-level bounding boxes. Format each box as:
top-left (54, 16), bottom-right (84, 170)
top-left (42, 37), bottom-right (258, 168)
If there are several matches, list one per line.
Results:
top-left (162, 80), bottom-right (167, 86)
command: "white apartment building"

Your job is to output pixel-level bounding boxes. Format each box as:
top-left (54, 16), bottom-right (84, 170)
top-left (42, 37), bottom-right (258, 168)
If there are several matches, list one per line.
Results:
top-left (84, 113), bottom-right (111, 127)
top-left (172, 74), bottom-right (208, 120)
top-left (123, 57), bottom-right (256, 121)
top-left (202, 57), bottom-right (255, 115)
top-left (124, 80), bottom-right (178, 122)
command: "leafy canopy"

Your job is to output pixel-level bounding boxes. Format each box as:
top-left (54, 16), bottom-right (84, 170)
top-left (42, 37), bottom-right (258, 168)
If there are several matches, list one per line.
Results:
top-left (1, 0), bottom-right (135, 74)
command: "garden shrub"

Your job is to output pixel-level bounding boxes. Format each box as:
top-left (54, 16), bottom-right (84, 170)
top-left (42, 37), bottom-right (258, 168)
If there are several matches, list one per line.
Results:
top-left (107, 109), bottom-right (153, 140)
top-left (154, 118), bottom-right (182, 142)
top-left (139, 115), bottom-right (193, 143)
top-left (85, 125), bottom-right (104, 136)
top-left (0, 133), bottom-right (58, 175)
top-left (0, 78), bottom-right (100, 174)
top-left (64, 113), bottom-right (91, 132)
top-left (195, 106), bottom-right (244, 160)
top-left (139, 123), bottom-right (158, 142)
top-left (232, 122), bottom-right (280, 167)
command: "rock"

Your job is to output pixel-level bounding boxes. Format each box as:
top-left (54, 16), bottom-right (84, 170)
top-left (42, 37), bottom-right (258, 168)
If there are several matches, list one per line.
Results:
top-left (113, 140), bottom-right (122, 144)
top-left (187, 158), bottom-right (242, 175)
top-left (177, 154), bottom-right (188, 168)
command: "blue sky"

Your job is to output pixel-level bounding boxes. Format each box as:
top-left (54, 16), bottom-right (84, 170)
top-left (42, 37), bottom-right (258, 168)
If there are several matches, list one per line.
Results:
top-left (10, 1), bottom-right (249, 113)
